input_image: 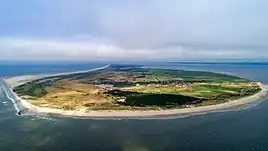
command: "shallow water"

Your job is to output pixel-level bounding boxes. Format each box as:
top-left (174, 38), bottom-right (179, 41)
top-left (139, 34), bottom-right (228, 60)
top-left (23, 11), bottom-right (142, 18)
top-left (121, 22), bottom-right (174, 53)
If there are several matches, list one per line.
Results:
top-left (1, 62), bottom-right (268, 151)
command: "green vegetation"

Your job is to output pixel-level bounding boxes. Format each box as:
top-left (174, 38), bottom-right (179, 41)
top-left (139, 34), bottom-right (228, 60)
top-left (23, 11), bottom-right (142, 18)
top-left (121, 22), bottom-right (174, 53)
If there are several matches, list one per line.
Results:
top-left (14, 82), bottom-right (47, 97)
top-left (107, 89), bottom-right (203, 108)
top-left (13, 65), bottom-right (261, 110)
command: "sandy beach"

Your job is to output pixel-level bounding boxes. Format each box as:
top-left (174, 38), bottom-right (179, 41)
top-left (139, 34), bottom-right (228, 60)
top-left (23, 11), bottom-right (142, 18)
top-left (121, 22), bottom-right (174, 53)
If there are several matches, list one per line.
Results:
top-left (2, 66), bottom-right (268, 119)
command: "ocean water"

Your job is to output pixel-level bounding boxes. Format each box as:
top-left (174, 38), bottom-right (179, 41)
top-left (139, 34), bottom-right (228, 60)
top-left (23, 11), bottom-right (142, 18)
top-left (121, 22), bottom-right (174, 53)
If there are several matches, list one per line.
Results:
top-left (0, 62), bottom-right (268, 151)
top-left (0, 62), bottom-right (107, 77)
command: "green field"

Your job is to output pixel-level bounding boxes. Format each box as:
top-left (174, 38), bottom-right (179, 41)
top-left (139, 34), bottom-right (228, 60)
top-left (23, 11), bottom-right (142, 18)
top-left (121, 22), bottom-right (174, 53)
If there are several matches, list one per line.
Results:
top-left (13, 64), bottom-right (261, 110)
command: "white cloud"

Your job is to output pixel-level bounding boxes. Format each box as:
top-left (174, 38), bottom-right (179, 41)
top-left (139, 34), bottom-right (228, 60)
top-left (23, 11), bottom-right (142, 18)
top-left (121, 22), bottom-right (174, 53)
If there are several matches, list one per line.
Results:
top-left (1, 0), bottom-right (268, 61)
top-left (0, 37), bottom-right (180, 61)
top-left (92, 0), bottom-right (268, 49)
top-left (0, 37), bottom-right (267, 61)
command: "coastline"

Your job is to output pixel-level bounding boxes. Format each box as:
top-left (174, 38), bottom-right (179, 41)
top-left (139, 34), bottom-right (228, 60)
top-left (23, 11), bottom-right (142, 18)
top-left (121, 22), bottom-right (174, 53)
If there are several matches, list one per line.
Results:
top-left (4, 64), bottom-right (110, 88)
top-left (2, 65), bottom-right (268, 119)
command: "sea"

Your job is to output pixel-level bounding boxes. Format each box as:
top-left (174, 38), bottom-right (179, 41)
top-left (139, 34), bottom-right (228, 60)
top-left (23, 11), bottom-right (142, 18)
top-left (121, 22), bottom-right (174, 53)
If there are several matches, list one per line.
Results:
top-left (0, 62), bottom-right (268, 151)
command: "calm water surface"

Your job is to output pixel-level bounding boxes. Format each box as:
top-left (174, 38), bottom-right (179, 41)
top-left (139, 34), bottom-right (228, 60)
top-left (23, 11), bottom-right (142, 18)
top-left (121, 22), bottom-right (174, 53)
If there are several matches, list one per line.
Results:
top-left (1, 62), bottom-right (268, 151)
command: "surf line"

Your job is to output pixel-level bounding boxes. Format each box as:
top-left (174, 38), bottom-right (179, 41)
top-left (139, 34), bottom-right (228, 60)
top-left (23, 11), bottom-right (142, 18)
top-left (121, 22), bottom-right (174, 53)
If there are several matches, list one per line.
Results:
top-left (0, 79), bottom-right (20, 114)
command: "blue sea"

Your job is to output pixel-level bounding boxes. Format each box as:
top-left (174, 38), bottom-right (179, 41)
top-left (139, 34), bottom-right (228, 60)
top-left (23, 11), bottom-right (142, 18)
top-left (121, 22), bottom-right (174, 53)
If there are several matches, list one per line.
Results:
top-left (1, 62), bottom-right (268, 151)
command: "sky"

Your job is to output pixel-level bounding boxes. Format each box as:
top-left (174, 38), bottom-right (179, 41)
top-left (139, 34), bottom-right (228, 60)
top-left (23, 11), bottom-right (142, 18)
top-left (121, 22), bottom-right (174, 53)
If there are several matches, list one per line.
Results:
top-left (0, 0), bottom-right (268, 61)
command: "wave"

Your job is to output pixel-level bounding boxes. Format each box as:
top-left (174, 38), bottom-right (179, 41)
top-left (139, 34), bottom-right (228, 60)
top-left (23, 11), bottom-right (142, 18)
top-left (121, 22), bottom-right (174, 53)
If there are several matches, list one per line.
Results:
top-left (0, 81), bottom-right (20, 113)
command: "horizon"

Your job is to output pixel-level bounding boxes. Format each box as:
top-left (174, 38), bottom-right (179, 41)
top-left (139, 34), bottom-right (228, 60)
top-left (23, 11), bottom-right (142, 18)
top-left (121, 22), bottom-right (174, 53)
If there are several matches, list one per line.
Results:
top-left (1, 0), bottom-right (268, 61)
top-left (1, 60), bottom-right (268, 65)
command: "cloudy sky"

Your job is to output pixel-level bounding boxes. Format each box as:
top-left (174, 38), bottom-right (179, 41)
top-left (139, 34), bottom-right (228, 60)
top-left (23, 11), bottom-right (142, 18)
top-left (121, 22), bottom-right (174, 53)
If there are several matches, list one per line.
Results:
top-left (0, 0), bottom-right (268, 61)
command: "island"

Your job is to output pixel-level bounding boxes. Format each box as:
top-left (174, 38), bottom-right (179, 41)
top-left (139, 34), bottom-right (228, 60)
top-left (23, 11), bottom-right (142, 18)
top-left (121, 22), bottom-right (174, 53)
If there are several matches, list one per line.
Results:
top-left (2, 64), bottom-right (268, 118)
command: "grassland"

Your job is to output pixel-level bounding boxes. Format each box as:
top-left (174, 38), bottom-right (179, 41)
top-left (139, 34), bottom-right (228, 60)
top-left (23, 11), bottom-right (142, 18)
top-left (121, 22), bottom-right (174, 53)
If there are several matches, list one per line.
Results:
top-left (13, 65), bottom-right (261, 111)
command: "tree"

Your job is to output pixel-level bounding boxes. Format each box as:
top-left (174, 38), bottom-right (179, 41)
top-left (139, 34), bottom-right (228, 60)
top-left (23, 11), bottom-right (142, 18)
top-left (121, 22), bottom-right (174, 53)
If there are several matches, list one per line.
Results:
top-left (33, 88), bottom-right (45, 97)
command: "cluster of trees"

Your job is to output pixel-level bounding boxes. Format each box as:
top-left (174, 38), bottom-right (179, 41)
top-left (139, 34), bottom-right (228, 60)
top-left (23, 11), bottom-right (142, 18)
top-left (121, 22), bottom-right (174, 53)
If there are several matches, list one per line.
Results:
top-left (211, 86), bottom-right (261, 101)
top-left (107, 89), bottom-right (202, 108)
top-left (14, 83), bottom-right (47, 97)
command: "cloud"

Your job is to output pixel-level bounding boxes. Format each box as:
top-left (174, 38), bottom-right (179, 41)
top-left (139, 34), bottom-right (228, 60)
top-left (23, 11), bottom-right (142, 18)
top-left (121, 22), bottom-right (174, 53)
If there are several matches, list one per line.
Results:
top-left (0, 0), bottom-right (268, 61)
top-left (0, 37), bottom-right (181, 61)
top-left (91, 0), bottom-right (268, 49)
top-left (0, 37), bottom-right (267, 61)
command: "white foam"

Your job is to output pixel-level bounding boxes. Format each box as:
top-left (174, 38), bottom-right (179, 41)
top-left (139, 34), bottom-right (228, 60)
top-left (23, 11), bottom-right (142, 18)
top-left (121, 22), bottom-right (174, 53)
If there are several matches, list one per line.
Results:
top-left (30, 115), bottom-right (56, 121)
top-left (0, 83), bottom-right (20, 113)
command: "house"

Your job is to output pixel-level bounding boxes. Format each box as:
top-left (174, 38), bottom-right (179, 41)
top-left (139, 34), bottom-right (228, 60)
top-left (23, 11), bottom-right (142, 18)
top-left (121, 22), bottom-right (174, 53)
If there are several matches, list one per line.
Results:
top-left (117, 99), bottom-right (126, 103)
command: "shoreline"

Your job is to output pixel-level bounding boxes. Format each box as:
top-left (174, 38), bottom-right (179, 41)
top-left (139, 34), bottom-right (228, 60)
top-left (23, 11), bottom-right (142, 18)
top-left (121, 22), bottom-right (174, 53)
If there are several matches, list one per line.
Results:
top-left (2, 65), bottom-right (268, 119)
top-left (4, 64), bottom-right (110, 88)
